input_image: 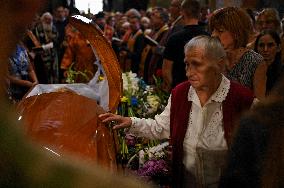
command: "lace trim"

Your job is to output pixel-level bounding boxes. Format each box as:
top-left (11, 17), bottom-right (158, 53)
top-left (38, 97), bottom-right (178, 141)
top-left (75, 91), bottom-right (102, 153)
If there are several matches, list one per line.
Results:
top-left (186, 106), bottom-right (226, 148)
top-left (210, 75), bottom-right (230, 102)
top-left (188, 86), bottom-right (195, 101)
top-left (202, 109), bottom-right (223, 144)
top-left (187, 75), bottom-right (230, 103)
top-left (185, 109), bottom-right (194, 138)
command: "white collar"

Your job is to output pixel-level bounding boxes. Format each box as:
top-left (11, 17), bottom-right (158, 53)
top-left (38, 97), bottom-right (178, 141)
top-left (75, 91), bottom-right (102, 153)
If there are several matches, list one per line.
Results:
top-left (188, 75), bottom-right (230, 105)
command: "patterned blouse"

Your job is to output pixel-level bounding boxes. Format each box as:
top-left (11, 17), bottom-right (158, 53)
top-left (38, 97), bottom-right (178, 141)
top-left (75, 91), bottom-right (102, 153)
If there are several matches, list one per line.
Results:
top-left (9, 44), bottom-right (29, 80)
top-left (227, 50), bottom-right (263, 89)
top-left (8, 44), bottom-right (30, 100)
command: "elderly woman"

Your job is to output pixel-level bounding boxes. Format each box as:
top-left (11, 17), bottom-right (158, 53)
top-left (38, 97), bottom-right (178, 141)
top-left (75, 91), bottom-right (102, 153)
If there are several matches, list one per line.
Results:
top-left (210, 7), bottom-right (266, 99)
top-left (99, 36), bottom-right (255, 188)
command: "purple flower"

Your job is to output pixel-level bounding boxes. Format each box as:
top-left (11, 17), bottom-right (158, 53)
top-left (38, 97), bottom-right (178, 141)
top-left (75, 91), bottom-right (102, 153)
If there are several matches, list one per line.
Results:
top-left (146, 160), bottom-right (155, 167)
top-left (125, 134), bottom-right (136, 146)
top-left (136, 159), bottom-right (169, 177)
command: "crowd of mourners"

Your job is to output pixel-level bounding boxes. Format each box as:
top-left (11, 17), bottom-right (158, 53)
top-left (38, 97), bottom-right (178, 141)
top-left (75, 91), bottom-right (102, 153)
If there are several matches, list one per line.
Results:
top-left (7, 0), bottom-right (284, 102)
top-left (6, 0), bottom-right (284, 187)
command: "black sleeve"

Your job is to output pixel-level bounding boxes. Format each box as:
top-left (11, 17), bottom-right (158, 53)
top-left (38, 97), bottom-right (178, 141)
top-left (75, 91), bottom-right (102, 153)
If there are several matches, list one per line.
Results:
top-left (130, 34), bottom-right (145, 62)
top-left (126, 34), bottom-right (145, 73)
top-left (163, 34), bottom-right (177, 61)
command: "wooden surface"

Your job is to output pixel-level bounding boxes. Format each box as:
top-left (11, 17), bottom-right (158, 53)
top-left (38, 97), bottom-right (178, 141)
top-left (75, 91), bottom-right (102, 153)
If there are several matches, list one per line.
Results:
top-left (18, 90), bottom-right (117, 172)
top-left (69, 16), bottom-right (122, 112)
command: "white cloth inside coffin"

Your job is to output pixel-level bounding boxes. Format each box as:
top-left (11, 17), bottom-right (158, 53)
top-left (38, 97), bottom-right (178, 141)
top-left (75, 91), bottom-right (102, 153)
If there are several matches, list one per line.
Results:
top-left (27, 83), bottom-right (98, 100)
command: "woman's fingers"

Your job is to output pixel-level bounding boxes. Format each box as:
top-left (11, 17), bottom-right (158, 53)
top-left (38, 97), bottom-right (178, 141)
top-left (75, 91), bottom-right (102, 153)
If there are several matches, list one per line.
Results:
top-left (99, 113), bottom-right (121, 123)
top-left (99, 113), bottom-right (114, 121)
top-left (98, 112), bottom-right (112, 119)
top-left (113, 123), bottom-right (127, 130)
top-left (101, 116), bottom-right (118, 123)
top-left (113, 119), bottom-right (131, 129)
top-left (99, 113), bottom-right (132, 129)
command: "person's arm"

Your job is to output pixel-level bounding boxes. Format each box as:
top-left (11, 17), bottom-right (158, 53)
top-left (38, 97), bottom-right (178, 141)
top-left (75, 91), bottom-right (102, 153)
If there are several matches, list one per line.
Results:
top-left (27, 62), bottom-right (38, 85)
top-left (253, 61), bottom-right (267, 100)
top-left (99, 96), bottom-right (172, 140)
top-left (7, 75), bottom-right (33, 88)
top-left (162, 58), bottom-right (173, 92)
top-left (99, 113), bottom-right (132, 129)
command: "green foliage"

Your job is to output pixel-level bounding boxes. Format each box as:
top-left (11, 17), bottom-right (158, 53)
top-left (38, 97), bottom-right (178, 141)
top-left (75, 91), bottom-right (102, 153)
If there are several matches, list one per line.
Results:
top-left (115, 72), bottom-right (170, 168)
top-left (65, 63), bottom-right (93, 83)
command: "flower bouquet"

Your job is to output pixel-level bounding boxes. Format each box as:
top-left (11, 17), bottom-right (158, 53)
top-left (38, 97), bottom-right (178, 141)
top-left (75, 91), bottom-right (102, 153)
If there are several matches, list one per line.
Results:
top-left (119, 71), bottom-right (169, 118)
top-left (127, 141), bottom-right (171, 187)
top-left (115, 71), bottom-right (170, 170)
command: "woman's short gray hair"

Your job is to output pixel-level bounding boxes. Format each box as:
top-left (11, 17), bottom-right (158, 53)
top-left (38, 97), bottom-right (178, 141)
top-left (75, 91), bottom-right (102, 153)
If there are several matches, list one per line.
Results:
top-left (184, 35), bottom-right (226, 61)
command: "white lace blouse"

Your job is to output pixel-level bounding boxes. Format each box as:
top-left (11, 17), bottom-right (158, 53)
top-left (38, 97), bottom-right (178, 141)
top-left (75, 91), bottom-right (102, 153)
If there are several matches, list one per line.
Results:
top-left (129, 75), bottom-right (230, 172)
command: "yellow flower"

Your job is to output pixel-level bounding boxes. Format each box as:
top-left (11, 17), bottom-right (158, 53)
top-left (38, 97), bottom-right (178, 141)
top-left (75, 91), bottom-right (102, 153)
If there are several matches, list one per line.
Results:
top-left (121, 96), bottom-right (129, 102)
top-left (98, 75), bottom-right (104, 81)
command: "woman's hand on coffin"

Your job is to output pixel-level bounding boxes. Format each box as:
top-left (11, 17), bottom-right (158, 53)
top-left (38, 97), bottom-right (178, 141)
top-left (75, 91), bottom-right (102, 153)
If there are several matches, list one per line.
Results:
top-left (99, 113), bottom-right (132, 130)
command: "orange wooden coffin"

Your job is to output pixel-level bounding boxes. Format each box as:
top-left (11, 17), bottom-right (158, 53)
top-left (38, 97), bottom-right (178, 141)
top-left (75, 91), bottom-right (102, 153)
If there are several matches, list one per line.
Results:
top-left (17, 90), bottom-right (117, 172)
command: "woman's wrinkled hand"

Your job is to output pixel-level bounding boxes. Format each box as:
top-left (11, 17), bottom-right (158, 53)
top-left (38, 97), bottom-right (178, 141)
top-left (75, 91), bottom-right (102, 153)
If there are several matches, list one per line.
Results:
top-left (99, 113), bottom-right (132, 130)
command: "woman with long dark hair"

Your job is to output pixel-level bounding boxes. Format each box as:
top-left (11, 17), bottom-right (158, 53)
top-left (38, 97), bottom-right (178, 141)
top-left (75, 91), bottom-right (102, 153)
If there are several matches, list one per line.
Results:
top-left (254, 29), bottom-right (283, 95)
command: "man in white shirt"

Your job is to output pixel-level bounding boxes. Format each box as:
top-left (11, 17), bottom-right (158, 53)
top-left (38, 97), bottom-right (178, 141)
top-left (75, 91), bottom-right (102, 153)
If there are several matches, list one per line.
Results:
top-left (100, 35), bottom-right (255, 187)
